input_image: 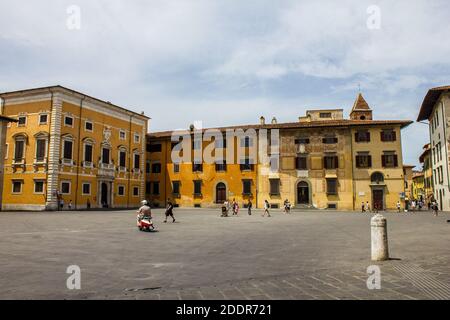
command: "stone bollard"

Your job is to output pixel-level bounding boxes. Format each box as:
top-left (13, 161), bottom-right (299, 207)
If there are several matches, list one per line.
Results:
top-left (371, 214), bottom-right (389, 261)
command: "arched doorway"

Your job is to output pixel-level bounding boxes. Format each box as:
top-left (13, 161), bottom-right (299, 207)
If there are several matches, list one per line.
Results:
top-left (101, 182), bottom-right (108, 208)
top-left (216, 182), bottom-right (226, 203)
top-left (371, 172), bottom-right (385, 210)
top-left (297, 181), bottom-right (309, 204)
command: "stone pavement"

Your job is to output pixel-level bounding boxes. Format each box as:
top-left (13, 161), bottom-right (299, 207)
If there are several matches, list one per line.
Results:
top-left (0, 208), bottom-right (448, 300)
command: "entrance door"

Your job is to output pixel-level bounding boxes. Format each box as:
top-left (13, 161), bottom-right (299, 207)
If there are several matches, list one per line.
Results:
top-left (297, 182), bottom-right (309, 204)
top-left (372, 189), bottom-right (383, 211)
top-left (101, 182), bottom-right (108, 208)
top-left (216, 183), bottom-right (226, 203)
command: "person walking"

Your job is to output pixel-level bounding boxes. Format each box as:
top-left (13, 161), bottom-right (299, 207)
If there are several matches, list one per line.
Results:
top-left (262, 200), bottom-right (271, 217)
top-left (396, 200), bottom-right (401, 213)
top-left (361, 201), bottom-right (365, 213)
top-left (60, 198), bottom-right (65, 211)
top-left (365, 201), bottom-right (370, 213)
top-left (164, 198), bottom-right (176, 223)
top-left (231, 198), bottom-right (238, 215)
top-left (247, 199), bottom-right (252, 215)
top-left (433, 200), bottom-right (439, 217)
top-left (68, 200), bottom-right (72, 210)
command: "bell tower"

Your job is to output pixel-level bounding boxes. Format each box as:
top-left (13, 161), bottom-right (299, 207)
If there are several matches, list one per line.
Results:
top-left (349, 93), bottom-right (373, 120)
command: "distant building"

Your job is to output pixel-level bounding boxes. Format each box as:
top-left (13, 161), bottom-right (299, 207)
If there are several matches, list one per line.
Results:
top-left (411, 171), bottom-right (425, 201)
top-left (403, 164), bottom-right (415, 200)
top-left (417, 85), bottom-right (450, 210)
top-left (147, 93), bottom-right (412, 210)
top-left (418, 143), bottom-right (433, 202)
top-left (0, 86), bottom-right (149, 210)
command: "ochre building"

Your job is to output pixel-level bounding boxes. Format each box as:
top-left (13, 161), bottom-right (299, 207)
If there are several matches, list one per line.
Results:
top-left (146, 94), bottom-right (412, 210)
top-left (0, 86), bottom-right (149, 210)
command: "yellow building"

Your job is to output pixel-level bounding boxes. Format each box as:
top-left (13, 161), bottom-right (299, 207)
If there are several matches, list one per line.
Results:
top-left (0, 86), bottom-right (149, 210)
top-left (146, 94), bottom-right (412, 210)
top-left (0, 115), bottom-right (18, 210)
top-left (411, 171), bottom-right (425, 201)
top-left (419, 143), bottom-right (433, 203)
top-left (403, 164), bottom-right (415, 200)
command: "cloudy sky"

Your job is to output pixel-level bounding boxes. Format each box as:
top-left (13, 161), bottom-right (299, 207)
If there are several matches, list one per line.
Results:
top-left (1, 0), bottom-right (449, 167)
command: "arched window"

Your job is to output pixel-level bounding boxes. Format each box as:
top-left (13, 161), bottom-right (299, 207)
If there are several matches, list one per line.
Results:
top-left (34, 132), bottom-right (49, 163)
top-left (12, 133), bottom-right (28, 163)
top-left (371, 172), bottom-right (384, 184)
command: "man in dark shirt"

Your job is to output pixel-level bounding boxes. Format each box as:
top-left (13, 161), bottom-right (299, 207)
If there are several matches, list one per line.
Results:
top-left (164, 198), bottom-right (176, 223)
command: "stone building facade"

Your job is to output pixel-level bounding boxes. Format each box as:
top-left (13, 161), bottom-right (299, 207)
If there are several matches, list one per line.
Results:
top-left (0, 86), bottom-right (149, 210)
top-left (147, 94), bottom-right (411, 210)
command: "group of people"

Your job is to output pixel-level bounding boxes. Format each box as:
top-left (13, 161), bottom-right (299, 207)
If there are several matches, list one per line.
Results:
top-left (222, 198), bottom-right (249, 216)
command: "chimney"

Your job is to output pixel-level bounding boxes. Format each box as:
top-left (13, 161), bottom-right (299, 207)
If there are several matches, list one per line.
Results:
top-left (260, 116), bottom-right (265, 125)
top-left (271, 117), bottom-right (277, 124)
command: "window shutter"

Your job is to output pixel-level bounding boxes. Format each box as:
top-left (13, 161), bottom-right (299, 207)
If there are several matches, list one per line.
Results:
top-left (366, 132), bottom-right (371, 142)
top-left (355, 156), bottom-right (360, 168)
top-left (355, 132), bottom-right (359, 142)
top-left (368, 155), bottom-right (372, 167)
top-left (392, 131), bottom-right (396, 141)
top-left (380, 132), bottom-right (385, 142)
top-left (381, 155), bottom-right (386, 167)
top-left (394, 155), bottom-right (398, 167)
top-left (334, 156), bottom-right (338, 168)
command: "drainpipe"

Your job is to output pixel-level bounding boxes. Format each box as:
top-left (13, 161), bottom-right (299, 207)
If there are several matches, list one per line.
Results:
top-left (127, 114), bottom-right (133, 208)
top-left (350, 127), bottom-right (356, 211)
top-left (46, 89), bottom-right (54, 206)
top-left (74, 95), bottom-right (85, 210)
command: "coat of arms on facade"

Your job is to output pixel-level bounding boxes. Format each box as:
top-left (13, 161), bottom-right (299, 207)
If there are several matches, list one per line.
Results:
top-left (103, 127), bottom-right (112, 142)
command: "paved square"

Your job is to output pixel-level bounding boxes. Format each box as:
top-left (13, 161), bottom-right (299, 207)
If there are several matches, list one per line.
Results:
top-left (0, 208), bottom-right (449, 299)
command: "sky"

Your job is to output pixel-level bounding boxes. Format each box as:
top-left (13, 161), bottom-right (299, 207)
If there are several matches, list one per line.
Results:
top-left (1, 0), bottom-right (449, 168)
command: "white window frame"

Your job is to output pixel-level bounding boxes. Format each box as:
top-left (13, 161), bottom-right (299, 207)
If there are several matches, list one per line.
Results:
top-left (84, 120), bottom-right (94, 132)
top-left (33, 180), bottom-right (45, 194)
top-left (12, 180), bottom-right (23, 194)
top-left (4, 143), bottom-right (8, 160)
top-left (118, 148), bottom-right (127, 169)
top-left (60, 181), bottom-right (72, 195)
top-left (83, 141), bottom-right (94, 166)
top-left (13, 137), bottom-right (26, 162)
top-left (62, 137), bottom-right (74, 163)
top-left (64, 115), bottom-right (74, 128)
top-left (117, 184), bottom-right (125, 196)
top-left (134, 133), bottom-right (140, 143)
top-left (17, 115), bottom-right (27, 127)
top-left (34, 136), bottom-right (48, 163)
top-left (132, 186), bottom-right (139, 197)
top-left (38, 113), bottom-right (48, 125)
top-left (82, 182), bottom-right (91, 195)
top-left (119, 130), bottom-right (126, 141)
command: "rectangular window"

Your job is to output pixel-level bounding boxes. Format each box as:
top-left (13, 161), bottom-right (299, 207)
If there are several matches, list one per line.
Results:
top-left (145, 182), bottom-right (151, 194)
top-left (152, 182), bottom-right (160, 195)
top-left (152, 163), bottom-right (162, 173)
top-left (326, 178), bottom-right (338, 195)
top-left (64, 116), bottom-right (73, 127)
top-left (119, 151), bottom-right (126, 167)
top-left (322, 137), bottom-right (338, 144)
top-left (240, 158), bottom-right (253, 171)
top-left (146, 161), bottom-right (151, 174)
top-left (356, 154), bottom-right (372, 168)
top-left (85, 121), bottom-right (93, 131)
top-left (215, 161), bottom-right (227, 172)
top-left (296, 156), bottom-right (307, 170)
top-left (34, 180), bottom-right (44, 194)
top-left (39, 114), bottom-right (48, 124)
top-left (82, 183), bottom-right (91, 195)
top-left (14, 140), bottom-right (24, 160)
top-left (381, 153), bottom-right (398, 168)
top-left (172, 181), bottom-right (180, 195)
top-left (133, 186), bottom-right (139, 196)
top-left (119, 130), bottom-right (126, 140)
top-left (295, 138), bottom-right (310, 144)
top-left (12, 181), bottom-right (22, 194)
top-left (61, 181), bottom-right (71, 194)
top-left (242, 180), bottom-right (252, 195)
top-left (194, 180), bottom-right (202, 195)
top-left (173, 163), bottom-right (180, 173)
top-left (148, 143), bottom-right (162, 152)
top-left (84, 144), bottom-right (93, 163)
top-left (319, 112), bottom-right (332, 118)
top-left (380, 129), bottom-right (396, 142)
top-left (134, 133), bottom-right (140, 143)
top-left (102, 148), bottom-right (110, 164)
top-left (269, 178), bottom-right (280, 195)
top-left (324, 155), bottom-right (338, 169)
top-left (18, 116), bottom-right (26, 126)
top-left (192, 163), bottom-right (203, 172)
top-left (134, 154), bottom-right (140, 169)
top-left (63, 140), bottom-right (73, 160)
top-left (35, 139), bottom-right (46, 161)
top-left (118, 185), bottom-right (125, 196)
top-left (355, 131), bottom-right (370, 142)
